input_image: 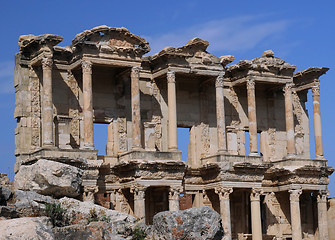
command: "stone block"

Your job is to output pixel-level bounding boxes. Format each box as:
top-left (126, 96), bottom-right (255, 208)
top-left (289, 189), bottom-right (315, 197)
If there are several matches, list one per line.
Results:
top-left (14, 159), bottom-right (82, 198)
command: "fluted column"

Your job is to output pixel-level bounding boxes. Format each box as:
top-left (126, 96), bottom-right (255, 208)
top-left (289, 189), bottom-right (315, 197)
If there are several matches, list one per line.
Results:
top-left (289, 189), bottom-right (302, 240)
top-left (131, 67), bottom-right (142, 150)
top-left (42, 57), bottom-right (54, 147)
top-left (247, 79), bottom-right (258, 155)
top-left (283, 83), bottom-right (295, 156)
top-left (169, 186), bottom-right (183, 211)
top-left (216, 73), bottom-right (227, 153)
top-left (167, 70), bottom-right (178, 151)
top-left (82, 60), bottom-right (94, 149)
top-left (317, 190), bottom-right (329, 240)
top-left (312, 82), bottom-right (324, 158)
top-left (250, 188), bottom-right (263, 240)
top-left (132, 185), bottom-right (146, 220)
top-left (215, 187), bottom-right (233, 240)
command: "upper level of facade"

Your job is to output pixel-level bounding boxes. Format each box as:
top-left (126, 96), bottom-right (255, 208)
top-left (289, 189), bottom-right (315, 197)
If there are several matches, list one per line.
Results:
top-left (14, 25), bottom-right (329, 171)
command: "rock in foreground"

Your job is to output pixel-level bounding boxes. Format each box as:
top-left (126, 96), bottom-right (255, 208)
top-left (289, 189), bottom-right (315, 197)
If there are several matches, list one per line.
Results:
top-left (152, 206), bottom-right (223, 240)
top-left (0, 217), bottom-right (54, 240)
top-left (14, 159), bottom-right (82, 198)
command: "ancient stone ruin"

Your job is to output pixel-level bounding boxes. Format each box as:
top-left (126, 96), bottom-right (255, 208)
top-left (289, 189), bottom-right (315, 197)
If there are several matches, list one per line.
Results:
top-left (13, 25), bottom-right (333, 240)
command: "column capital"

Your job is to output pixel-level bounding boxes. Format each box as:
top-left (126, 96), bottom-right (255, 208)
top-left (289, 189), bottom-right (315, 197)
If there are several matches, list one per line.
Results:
top-left (317, 190), bottom-right (329, 203)
top-left (215, 72), bottom-right (225, 88)
top-left (131, 66), bottom-right (142, 76)
top-left (82, 60), bottom-right (92, 74)
top-left (246, 79), bottom-right (255, 91)
top-left (312, 81), bottom-right (320, 97)
top-left (42, 57), bottom-right (53, 70)
top-left (167, 70), bottom-right (176, 83)
top-left (131, 184), bottom-right (147, 200)
top-left (289, 189), bottom-right (302, 202)
top-left (250, 188), bottom-right (263, 201)
top-left (283, 82), bottom-right (294, 94)
top-left (215, 187), bottom-right (233, 200)
top-left (169, 186), bottom-right (183, 200)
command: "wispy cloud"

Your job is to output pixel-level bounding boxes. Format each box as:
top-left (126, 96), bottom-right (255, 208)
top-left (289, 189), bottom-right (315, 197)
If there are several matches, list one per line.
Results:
top-left (0, 61), bottom-right (14, 94)
top-left (144, 15), bottom-right (290, 55)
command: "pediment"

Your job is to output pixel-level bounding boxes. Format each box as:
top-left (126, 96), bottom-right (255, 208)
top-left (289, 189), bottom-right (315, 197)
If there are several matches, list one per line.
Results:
top-left (72, 25), bottom-right (150, 56)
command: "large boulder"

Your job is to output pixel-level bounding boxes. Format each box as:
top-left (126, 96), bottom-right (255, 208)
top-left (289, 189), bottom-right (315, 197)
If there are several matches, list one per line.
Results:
top-left (152, 206), bottom-right (223, 240)
top-left (0, 217), bottom-right (54, 240)
top-left (14, 159), bottom-right (82, 198)
top-left (0, 186), bottom-right (12, 205)
top-left (14, 190), bottom-right (57, 217)
top-left (59, 197), bottom-right (136, 224)
top-left (53, 221), bottom-right (130, 240)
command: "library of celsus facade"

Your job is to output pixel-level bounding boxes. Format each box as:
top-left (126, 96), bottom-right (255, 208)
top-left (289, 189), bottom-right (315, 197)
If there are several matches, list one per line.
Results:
top-left (13, 25), bottom-right (333, 240)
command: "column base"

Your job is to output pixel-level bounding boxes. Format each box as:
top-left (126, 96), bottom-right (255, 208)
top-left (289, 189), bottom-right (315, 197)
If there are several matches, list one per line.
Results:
top-left (284, 154), bottom-right (296, 159)
top-left (315, 155), bottom-right (326, 160)
top-left (218, 149), bottom-right (229, 155)
top-left (249, 152), bottom-right (259, 157)
top-left (168, 147), bottom-right (179, 152)
top-left (83, 144), bottom-right (94, 150)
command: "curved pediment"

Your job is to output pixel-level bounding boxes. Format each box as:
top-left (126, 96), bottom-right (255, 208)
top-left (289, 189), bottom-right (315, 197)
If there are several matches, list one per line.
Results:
top-left (72, 25), bottom-right (150, 56)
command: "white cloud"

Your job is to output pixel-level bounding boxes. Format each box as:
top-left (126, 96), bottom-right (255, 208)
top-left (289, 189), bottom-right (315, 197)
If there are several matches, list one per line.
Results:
top-left (0, 61), bottom-right (14, 94)
top-left (145, 15), bottom-right (290, 55)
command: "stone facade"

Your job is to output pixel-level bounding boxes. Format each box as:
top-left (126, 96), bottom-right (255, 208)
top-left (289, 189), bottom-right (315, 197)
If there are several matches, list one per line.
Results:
top-left (14, 26), bottom-right (333, 240)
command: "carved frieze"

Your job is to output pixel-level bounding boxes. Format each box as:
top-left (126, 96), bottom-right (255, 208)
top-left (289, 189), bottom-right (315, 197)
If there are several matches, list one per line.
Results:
top-left (29, 66), bottom-right (41, 149)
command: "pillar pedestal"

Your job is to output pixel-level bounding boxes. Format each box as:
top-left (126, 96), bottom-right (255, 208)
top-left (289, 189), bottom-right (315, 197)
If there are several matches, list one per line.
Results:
top-left (215, 187), bottom-right (233, 240)
top-left (250, 188), bottom-right (263, 240)
top-left (289, 189), bottom-right (302, 240)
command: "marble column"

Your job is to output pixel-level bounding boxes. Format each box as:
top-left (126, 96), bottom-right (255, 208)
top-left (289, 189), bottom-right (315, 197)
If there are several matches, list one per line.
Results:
top-left (42, 57), bottom-right (54, 147)
top-left (115, 189), bottom-right (124, 212)
top-left (283, 83), bottom-right (295, 156)
top-left (215, 187), bottom-right (233, 240)
top-left (83, 186), bottom-right (98, 203)
top-left (110, 190), bottom-right (116, 210)
top-left (247, 79), bottom-right (258, 155)
top-left (250, 188), bottom-right (263, 240)
top-left (167, 70), bottom-right (178, 151)
top-left (317, 190), bottom-right (329, 240)
top-left (131, 67), bottom-right (142, 150)
top-left (169, 186), bottom-right (183, 211)
top-left (289, 189), bottom-right (302, 240)
top-left (132, 185), bottom-right (146, 220)
top-left (312, 82), bottom-right (324, 158)
top-left (82, 60), bottom-right (94, 149)
top-left (106, 121), bottom-right (113, 156)
top-left (216, 73), bottom-right (227, 153)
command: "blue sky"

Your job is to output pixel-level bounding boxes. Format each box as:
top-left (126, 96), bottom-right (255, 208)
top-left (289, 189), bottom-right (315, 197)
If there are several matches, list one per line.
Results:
top-left (0, 1), bottom-right (334, 196)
